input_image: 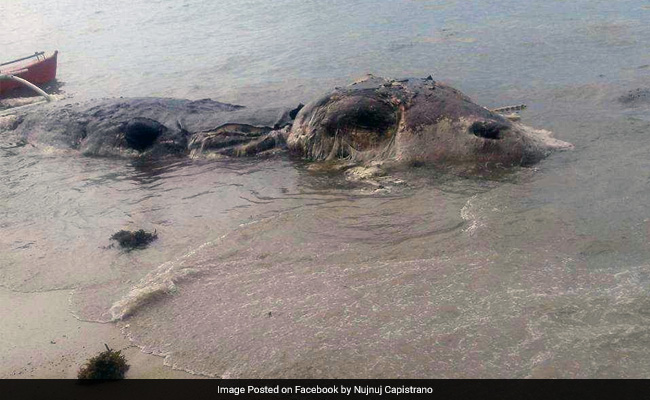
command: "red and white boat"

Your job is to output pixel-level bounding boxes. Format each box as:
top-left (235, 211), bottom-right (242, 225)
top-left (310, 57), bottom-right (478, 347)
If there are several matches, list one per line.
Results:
top-left (0, 51), bottom-right (58, 95)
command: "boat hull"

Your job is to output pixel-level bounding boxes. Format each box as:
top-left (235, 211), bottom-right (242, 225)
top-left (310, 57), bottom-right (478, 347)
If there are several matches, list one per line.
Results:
top-left (0, 51), bottom-right (58, 94)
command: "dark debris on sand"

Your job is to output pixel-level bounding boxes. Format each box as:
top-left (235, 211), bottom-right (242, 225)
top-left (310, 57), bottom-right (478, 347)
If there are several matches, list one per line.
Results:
top-left (110, 229), bottom-right (158, 250)
top-left (77, 344), bottom-right (130, 381)
top-left (618, 88), bottom-right (650, 106)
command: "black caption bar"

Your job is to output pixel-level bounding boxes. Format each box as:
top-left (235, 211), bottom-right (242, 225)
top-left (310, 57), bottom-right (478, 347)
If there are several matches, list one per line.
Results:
top-left (1, 379), bottom-right (645, 400)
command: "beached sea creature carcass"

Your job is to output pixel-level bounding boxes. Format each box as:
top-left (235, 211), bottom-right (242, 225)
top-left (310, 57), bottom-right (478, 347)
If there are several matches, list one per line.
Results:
top-left (1, 75), bottom-right (572, 168)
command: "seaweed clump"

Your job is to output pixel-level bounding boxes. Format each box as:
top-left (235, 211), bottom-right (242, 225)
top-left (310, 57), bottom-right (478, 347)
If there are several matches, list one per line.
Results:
top-left (110, 229), bottom-right (158, 250)
top-left (77, 344), bottom-right (130, 381)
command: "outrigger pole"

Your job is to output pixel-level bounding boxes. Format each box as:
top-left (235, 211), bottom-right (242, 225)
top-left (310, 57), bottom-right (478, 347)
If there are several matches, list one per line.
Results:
top-left (0, 71), bottom-right (52, 102)
top-left (0, 52), bottom-right (45, 67)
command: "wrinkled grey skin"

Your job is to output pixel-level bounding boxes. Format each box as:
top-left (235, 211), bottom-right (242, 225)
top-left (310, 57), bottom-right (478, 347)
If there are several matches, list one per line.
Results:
top-left (5, 97), bottom-right (300, 158)
top-left (2, 76), bottom-right (571, 167)
top-left (288, 75), bottom-right (572, 167)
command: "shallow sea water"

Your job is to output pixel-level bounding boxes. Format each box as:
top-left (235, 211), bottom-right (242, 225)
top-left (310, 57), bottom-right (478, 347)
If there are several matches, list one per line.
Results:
top-left (2, 0), bottom-right (650, 377)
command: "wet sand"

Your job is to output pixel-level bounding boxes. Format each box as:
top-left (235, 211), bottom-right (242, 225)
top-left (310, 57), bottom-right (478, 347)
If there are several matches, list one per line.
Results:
top-left (0, 287), bottom-right (196, 379)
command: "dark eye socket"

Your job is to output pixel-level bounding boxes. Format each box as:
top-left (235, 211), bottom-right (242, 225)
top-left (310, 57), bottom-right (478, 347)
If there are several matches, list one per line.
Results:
top-left (324, 100), bottom-right (397, 135)
top-left (124, 118), bottom-right (166, 151)
top-left (469, 121), bottom-right (508, 140)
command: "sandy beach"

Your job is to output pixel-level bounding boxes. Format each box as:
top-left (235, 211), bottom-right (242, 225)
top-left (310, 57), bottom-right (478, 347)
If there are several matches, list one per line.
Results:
top-left (0, 287), bottom-right (195, 379)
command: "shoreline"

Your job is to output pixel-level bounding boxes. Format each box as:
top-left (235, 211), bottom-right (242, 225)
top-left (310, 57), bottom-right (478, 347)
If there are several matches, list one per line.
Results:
top-left (0, 287), bottom-right (198, 379)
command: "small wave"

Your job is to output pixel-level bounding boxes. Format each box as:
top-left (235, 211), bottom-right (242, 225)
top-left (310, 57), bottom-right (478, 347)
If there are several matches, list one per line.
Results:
top-left (460, 194), bottom-right (483, 236)
top-left (109, 213), bottom-right (284, 321)
top-left (109, 235), bottom-right (219, 320)
top-left (109, 260), bottom-right (196, 321)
